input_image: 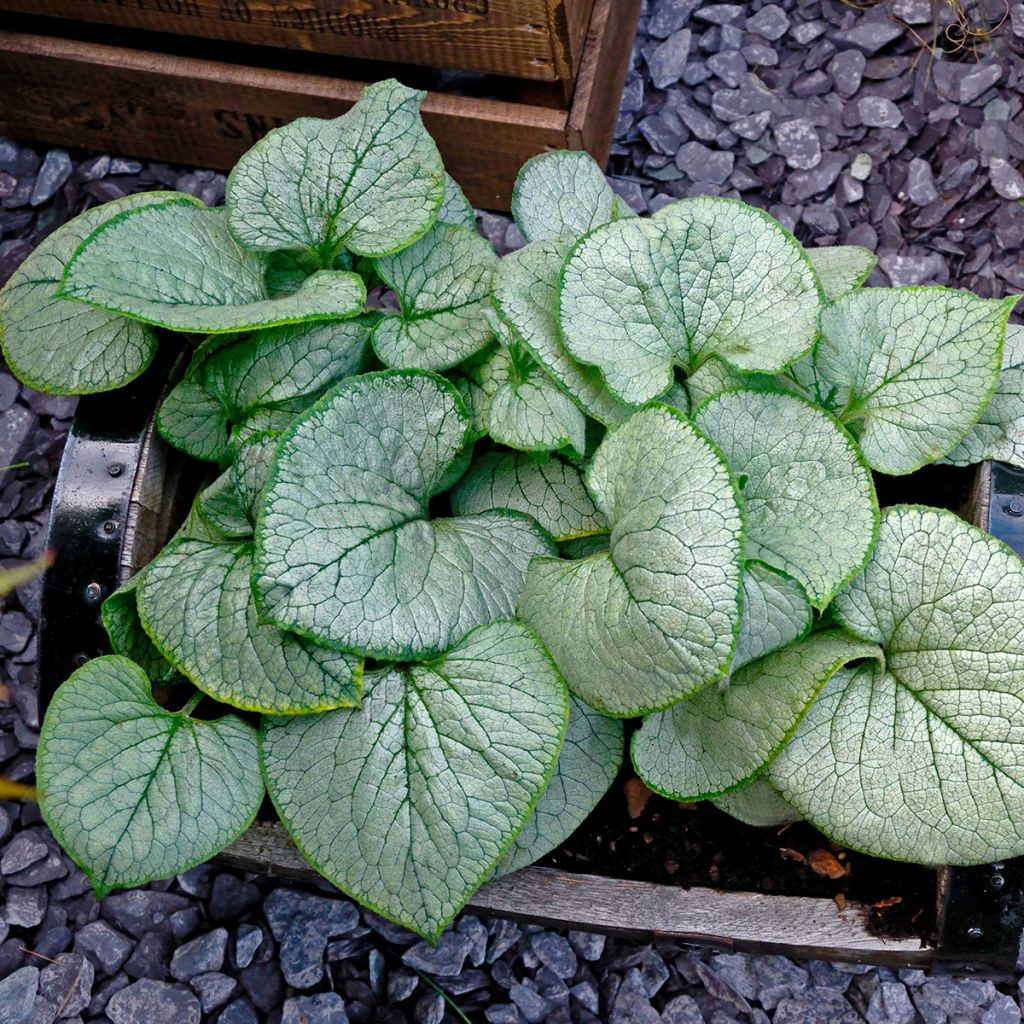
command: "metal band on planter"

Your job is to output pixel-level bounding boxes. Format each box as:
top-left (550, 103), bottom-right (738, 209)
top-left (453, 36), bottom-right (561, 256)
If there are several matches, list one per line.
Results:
top-left (36, 384), bottom-right (1024, 973)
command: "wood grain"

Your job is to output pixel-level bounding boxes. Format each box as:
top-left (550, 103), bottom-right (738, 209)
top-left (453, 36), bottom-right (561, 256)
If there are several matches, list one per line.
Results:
top-left (218, 822), bottom-right (933, 966)
top-left (0, 28), bottom-right (570, 209)
top-left (0, 0), bottom-right (596, 81)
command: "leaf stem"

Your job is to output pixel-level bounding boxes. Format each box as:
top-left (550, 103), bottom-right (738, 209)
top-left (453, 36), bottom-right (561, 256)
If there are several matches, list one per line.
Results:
top-left (180, 693), bottom-right (203, 717)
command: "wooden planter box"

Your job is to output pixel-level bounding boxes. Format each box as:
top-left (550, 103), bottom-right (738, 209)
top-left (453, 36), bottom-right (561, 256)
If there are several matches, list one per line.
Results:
top-left (0, 0), bottom-right (639, 210)
top-left (0, 0), bottom-right (596, 81)
top-left (37, 355), bottom-right (1024, 976)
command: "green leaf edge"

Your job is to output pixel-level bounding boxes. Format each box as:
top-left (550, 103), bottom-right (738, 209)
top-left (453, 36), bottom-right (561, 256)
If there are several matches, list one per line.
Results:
top-left (37, 655), bottom-right (263, 899)
top-left (554, 197), bottom-right (827, 405)
top-left (631, 628), bottom-right (882, 803)
top-left (57, 196), bottom-right (368, 335)
top-left (691, 384), bottom-right (881, 610)
top-left (258, 617), bottom-right (571, 941)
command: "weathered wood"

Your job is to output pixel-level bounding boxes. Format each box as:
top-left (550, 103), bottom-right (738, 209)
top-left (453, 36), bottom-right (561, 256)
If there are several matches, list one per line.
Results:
top-left (0, 27), bottom-right (574, 209)
top-left (218, 822), bottom-right (934, 966)
top-left (0, 0), bottom-right (596, 81)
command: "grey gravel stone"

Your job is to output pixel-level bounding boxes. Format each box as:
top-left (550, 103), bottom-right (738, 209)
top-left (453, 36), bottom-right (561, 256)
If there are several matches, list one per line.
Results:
top-left (5, 885), bottom-right (47, 927)
top-left (170, 927), bottom-right (227, 981)
top-left (990, 158), bottom-right (1024, 200)
top-left (774, 118), bottom-right (822, 170)
top-left (646, 30), bottom-right (692, 90)
top-left (219, 999), bottom-right (260, 1024)
top-left (106, 979), bottom-right (200, 1024)
top-left (123, 930), bottom-right (172, 980)
top-left (707, 50), bottom-right (747, 88)
top-left (208, 874), bottom-right (261, 922)
top-left (960, 64), bottom-right (1003, 104)
top-left (746, 5), bottom-right (789, 40)
top-left (661, 993), bottom-right (705, 1024)
top-left (905, 157), bottom-right (939, 205)
top-left (694, 4), bottom-right (743, 25)
top-left (282, 992), bottom-right (349, 1024)
top-left (1, 832), bottom-right (47, 874)
top-left (775, 988), bottom-right (863, 1024)
top-left (567, 931), bottom-right (604, 962)
top-left (186, 972), bottom-right (235, 1014)
top-left (828, 50), bottom-right (867, 99)
top-left (866, 980), bottom-right (915, 1024)
top-left (0, 966), bottom-right (39, 1024)
top-left (102, 891), bottom-right (191, 940)
top-left (531, 933), bottom-right (577, 981)
top-left (38, 953), bottom-right (94, 1019)
top-left (858, 95), bottom-right (903, 128)
top-left (676, 142), bottom-right (735, 184)
top-left (983, 994), bottom-right (1021, 1024)
top-left (29, 149), bottom-right (72, 207)
top-left (509, 983), bottom-right (552, 1023)
top-left (73, 922), bottom-right (133, 977)
top-left (832, 19), bottom-right (904, 55)
top-left (234, 924), bottom-right (263, 970)
top-left (402, 932), bottom-right (473, 978)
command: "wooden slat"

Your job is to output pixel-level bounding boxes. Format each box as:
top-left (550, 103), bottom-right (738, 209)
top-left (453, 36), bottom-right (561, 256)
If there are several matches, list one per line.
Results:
top-left (0, 0), bottom-right (596, 81)
top-left (566, 0), bottom-right (640, 158)
top-left (0, 29), bottom-right (569, 209)
top-left (218, 822), bottom-right (933, 967)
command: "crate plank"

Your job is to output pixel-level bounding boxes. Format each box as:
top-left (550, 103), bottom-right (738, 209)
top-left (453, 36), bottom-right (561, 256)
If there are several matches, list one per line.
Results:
top-left (0, 28), bottom-right (569, 209)
top-left (0, 0), bottom-right (596, 81)
top-left (216, 822), bottom-right (933, 966)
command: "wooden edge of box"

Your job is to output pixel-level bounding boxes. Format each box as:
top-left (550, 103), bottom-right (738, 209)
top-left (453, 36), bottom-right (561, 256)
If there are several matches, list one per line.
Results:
top-left (217, 822), bottom-right (932, 967)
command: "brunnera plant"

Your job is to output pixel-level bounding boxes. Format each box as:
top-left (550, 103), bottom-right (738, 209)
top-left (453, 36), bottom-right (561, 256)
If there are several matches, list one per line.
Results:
top-left (3, 78), bottom-right (1024, 941)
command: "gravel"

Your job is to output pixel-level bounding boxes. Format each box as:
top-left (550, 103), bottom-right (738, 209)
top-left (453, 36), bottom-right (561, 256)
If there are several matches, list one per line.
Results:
top-left (0, 0), bottom-right (1023, 1020)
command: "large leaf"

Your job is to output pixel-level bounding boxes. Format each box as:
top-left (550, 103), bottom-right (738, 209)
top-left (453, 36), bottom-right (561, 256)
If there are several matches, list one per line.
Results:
top-left (371, 224), bottom-right (496, 370)
top-left (511, 151), bottom-right (633, 244)
top-left (495, 697), bottom-right (623, 877)
top-left (813, 288), bottom-right (1016, 474)
top-left (261, 620), bottom-right (568, 940)
top-left (732, 561), bottom-right (812, 672)
top-left (558, 198), bottom-right (822, 405)
top-left (0, 192), bottom-right (176, 394)
top-left (137, 538), bottom-right (360, 714)
top-left (806, 246), bottom-right (876, 300)
top-left (770, 506), bottom-right (1024, 864)
top-left (37, 656), bottom-right (262, 897)
top-left (694, 388), bottom-right (878, 608)
top-left (492, 238), bottom-right (631, 427)
top-left (60, 199), bottom-right (366, 333)
top-left (712, 777), bottom-right (800, 827)
top-left (457, 344), bottom-right (587, 458)
top-left (227, 79), bottom-right (444, 260)
top-left (452, 451), bottom-right (607, 542)
top-left (943, 325), bottom-right (1024, 468)
top-left (519, 405), bottom-right (743, 716)
top-left (633, 631), bottom-right (880, 802)
top-left (255, 370), bottom-right (554, 659)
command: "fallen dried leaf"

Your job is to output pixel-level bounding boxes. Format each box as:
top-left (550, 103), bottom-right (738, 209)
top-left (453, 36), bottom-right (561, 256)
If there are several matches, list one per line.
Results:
top-left (808, 849), bottom-right (849, 879)
top-left (872, 896), bottom-right (902, 909)
top-left (623, 777), bottom-right (653, 819)
top-left (779, 847), bottom-right (807, 863)
top-left (834, 893), bottom-right (847, 911)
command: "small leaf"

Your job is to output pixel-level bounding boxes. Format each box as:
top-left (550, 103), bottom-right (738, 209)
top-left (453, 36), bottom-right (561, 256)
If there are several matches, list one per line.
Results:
top-left (806, 245), bottom-right (876, 300)
top-left (519, 405), bottom-right (743, 716)
top-left (814, 288), bottom-right (1016, 474)
top-left (196, 471), bottom-right (252, 539)
top-left (101, 577), bottom-right (178, 686)
top-left (711, 777), bottom-right (800, 828)
top-left (438, 173), bottom-right (476, 230)
top-left (732, 562), bottom-right (812, 672)
top-left (0, 193), bottom-right (177, 394)
top-left (255, 370), bottom-right (554, 659)
top-left (511, 151), bottom-right (633, 243)
top-left (685, 357), bottom-right (792, 410)
top-left (559, 198), bottom-right (822, 405)
top-left (227, 79), bottom-right (444, 259)
top-left (632, 630), bottom-right (881, 802)
top-left (231, 432), bottom-right (279, 525)
top-left (372, 224), bottom-right (497, 371)
top-left (694, 388), bottom-right (878, 608)
top-left (457, 343), bottom-right (587, 458)
top-left (61, 199), bottom-right (366, 333)
top-left (156, 379), bottom-right (231, 464)
top-left (452, 451), bottom-right (607, 542)
top-left (261, 620), bottom-right (568, 941)
top-left (942, 325), bottom-right (1024, 468)
top-left (493, 697), bottom-right (623, 877)
top-left (38, 656), bottom-right (263, 897)
top-left (492, 238), bottom-right (631, 427)
top-left (138, 538), bottom-right (361, 714)
top-left (770, 505), bottom-right (1024, 864)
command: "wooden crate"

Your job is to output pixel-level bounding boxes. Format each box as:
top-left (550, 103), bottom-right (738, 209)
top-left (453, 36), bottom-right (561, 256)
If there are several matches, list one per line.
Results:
top-left (0, 0), bottom-right (638, 210)
top-left (0, 0), bottom-right (596, 81)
